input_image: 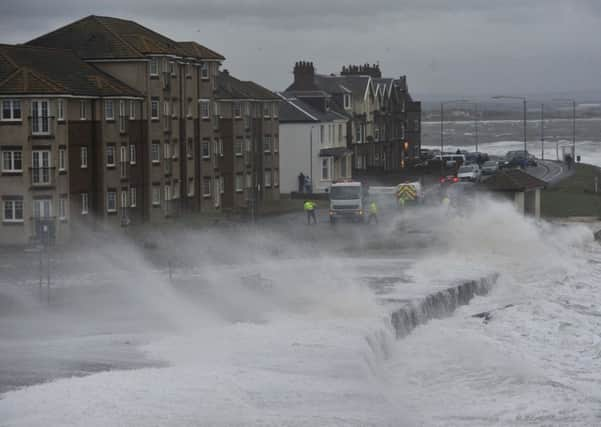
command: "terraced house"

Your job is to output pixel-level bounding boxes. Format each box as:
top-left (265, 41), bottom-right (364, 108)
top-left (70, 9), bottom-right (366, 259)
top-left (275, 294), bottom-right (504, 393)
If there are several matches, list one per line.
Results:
top-left (0, 15), bottom-right (279, 245)
top-left (286, 61), bottom-right (421, 179)
top-left (0, 44), bottom-right (143, 245)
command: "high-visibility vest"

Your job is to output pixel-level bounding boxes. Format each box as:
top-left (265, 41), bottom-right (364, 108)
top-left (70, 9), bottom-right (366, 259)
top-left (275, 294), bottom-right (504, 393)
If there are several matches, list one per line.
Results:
top-left (369, 202), bottom-right (378, 214)
top-left (304, 201), bottom-right (315, 211)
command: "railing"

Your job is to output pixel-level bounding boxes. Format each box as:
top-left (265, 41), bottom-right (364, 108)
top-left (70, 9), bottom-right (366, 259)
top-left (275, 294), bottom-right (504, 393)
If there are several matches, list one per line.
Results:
top-left (29, 167), bottom-right (56, 187)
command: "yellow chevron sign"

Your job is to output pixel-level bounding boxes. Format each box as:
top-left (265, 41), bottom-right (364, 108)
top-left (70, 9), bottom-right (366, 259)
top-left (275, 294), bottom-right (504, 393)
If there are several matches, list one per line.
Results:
top-left (397, 184), bottom-right (417, 200)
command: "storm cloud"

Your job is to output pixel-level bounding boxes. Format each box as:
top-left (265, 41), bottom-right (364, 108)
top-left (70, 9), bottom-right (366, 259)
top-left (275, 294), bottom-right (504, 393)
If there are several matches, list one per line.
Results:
top-left (1, 0), bottom-right (600, 98)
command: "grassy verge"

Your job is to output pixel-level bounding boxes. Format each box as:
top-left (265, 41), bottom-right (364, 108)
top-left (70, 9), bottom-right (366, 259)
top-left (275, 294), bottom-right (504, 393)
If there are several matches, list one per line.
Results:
top-left (541, 163), bottom-right (601, 218)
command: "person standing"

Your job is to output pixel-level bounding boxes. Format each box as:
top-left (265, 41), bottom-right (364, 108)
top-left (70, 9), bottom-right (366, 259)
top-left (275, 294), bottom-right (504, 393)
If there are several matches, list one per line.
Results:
top-left (304, 200), bottom-right (317, 225)
top-left (368, 200), bottom-right (378, 224)
top-left (298, 173), bottom-right (305, 193)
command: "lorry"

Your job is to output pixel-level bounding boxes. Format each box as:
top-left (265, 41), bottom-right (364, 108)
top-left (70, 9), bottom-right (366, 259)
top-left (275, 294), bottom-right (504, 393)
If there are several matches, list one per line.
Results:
top-left (328, 181), bottom-right (365, 224)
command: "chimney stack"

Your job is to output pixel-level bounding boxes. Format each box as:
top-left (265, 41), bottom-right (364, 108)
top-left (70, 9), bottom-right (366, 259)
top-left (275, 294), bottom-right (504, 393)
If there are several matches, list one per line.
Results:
top-left (293, 61), bottom-right (316, 90)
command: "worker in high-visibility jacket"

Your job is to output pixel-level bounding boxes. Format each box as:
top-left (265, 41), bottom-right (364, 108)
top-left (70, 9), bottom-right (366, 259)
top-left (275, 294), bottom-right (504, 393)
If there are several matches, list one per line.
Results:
top-left (304, 200), bottom-right (317, 225)
top-left (367, 200), bottom-right (379, 224)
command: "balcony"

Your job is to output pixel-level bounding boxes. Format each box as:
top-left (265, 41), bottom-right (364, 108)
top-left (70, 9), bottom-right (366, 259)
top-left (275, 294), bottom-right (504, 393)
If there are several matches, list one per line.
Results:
top-left (29, 116), bottom-right (55, 139)
top-left (29, 167), bottom-right (56, 188)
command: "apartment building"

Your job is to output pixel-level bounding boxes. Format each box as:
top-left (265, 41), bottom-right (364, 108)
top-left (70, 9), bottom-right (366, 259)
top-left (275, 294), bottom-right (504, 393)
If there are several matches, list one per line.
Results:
top-left (27, 15), bottom-right (226, 221)
top-left (286, 61), bottom-right (421, 178)
top-left (0, 43), bottom-right (143, 245)
top-left (215, 70), bottom-right (280, 211)
top-left (278, 93), bottom-right (350, 194)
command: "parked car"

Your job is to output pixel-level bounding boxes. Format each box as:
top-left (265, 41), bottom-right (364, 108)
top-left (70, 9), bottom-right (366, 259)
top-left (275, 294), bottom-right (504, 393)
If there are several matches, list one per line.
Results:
top-left (457, 164), bottom-right (482, 182)
top-left (481, 160), bottom-right (499, 175)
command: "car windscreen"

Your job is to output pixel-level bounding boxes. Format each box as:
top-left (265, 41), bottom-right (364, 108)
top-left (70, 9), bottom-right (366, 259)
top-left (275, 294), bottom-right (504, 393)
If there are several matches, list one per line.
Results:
top-left (330, 186), bottom-right (361, 200)
top-left (458, 166), bottom-right (474, 173)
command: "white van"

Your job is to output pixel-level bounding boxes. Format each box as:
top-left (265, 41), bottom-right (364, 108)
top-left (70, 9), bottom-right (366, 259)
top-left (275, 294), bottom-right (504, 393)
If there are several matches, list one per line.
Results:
top-left (433, 154), bottom-right (466, 168)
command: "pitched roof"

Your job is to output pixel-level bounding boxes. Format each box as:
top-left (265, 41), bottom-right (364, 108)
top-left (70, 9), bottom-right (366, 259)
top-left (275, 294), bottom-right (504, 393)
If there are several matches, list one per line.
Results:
top-left (216, 71), bottom-right (278, 100)
top-left (0, 44), bottom-right (142, 97)
top-left (278, 93), bottom-right (348, 123)
top-left (483, 169), bottom-right (546, 192)
top-left (28, 15), bottom-right (220, 60)
top-left (178, 41), bottom-right (224, 61)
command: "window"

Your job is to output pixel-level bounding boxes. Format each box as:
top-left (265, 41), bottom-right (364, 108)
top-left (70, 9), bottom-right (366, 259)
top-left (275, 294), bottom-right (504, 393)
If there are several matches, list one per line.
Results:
top-left (219, 176), bottom-right (224, 194)
top-left (273, 103), bottom-right (278, 117)
top-left (264, 135), bottom-right (272, 152)
top-left (57, 99), bottom-right (64, 121)
top-left (33, 199), bottom-right (52, 219)
top-left (81, 193), bottom-right (89, 215)
top-left (172, 141), bottom-right (178, 159)
top-left (169, 61), bottom-right (175, 77)
top-left (344, 94), bottom-right (351, 109)
top-left (246, 173), bottom-right (252, 189)
top-left (31, 150), bottom-right (51, 185)
top-left (2, 150), bottom-right (22, 172)
top-left (188, 178), bottom-right (194, 196)
top-left (320, 125), bottom-right (325, 145)
top-left (105, 100), bottom-right (114, 121)
top-left (213, 140), bottom-right (218, 158)
top-left (164, 185), bottom-right (171, 202)
top-left (375, 126), bottom-right (380, 141)
top-left (339, 124), bottom-right (343, 142)
top-left (163, 101), bottom-right (169, 117)
top-left (80, 100), bottom-right (87, 120)
top-left (107, 191), bottom-right (117, 213)
top-left (164, 142), bottom-right (171, 160)
top-left (173, 181), bottom-right (180, 199)
top-left (150, 57), bottom-right (159, 76)
top-left (201, 141), bottom-right (210, 158)
top-left (3, 198), bottom-right (24, 223)
top-left (58, 148), bottom-right (66, 171)
top-left (263, 103), bottom-right (271, 117)
top-left (129, 144), bottom-right (136, 165)
top-left (203, 177), bottom-right (211, 196)
top-left (106, 145), bottom-right (115, 167)
top-left (234, 102), bottom-right (242, 118)
top-left (171, 99), bottom-right (177, 118)
top-left (234, 139), bottom-right (243, 156)
top-left (274, 136), bottom-right (279, 153)
top-left (31, 100), bottom-right (49, 134)
top-left (80, 146), bottom-right (88, 168)
top-left (235, 174), bottom-right (243, 192)
top-left (152, 186), bottom-right (161, 206)
top-left (129, 101), bottom-right (136, 120)
top-left (187, 99), bottom-right (193, 117)
top-left (200, 63), bottom-right (209, 79)
top-left (151, 143), bottom-right (160, 163)
top-left (264, 170), bottom-right (272, 187)
top-left (186, 63), bottom-right (192, 78)
top-left (58, 197), bottom-right (67, 220)
top-left (200, 100), bottom-right (210, 119)
top-left (130, 187), bottom-right (137, 207)
top-left (120, 191), bottom-right (128, 217)
top-left (120, 146), bottom-right (127, 178)
top-left (321, 158), bottom-right (331, 180)
top-left (245, 138), bottom-right (251, 152)
top-left (151, 98), bottom-right (159, 120)
top-left (218, 139), bottom-right (223, 157)
top-left (274, 169), bottom-right (279, 187)
top-left (119, 100), bottom-right (126, 132)
top-left (187, 138), bottom-right (193, 159)
top-left (1, 99), bottom-right (21, 121)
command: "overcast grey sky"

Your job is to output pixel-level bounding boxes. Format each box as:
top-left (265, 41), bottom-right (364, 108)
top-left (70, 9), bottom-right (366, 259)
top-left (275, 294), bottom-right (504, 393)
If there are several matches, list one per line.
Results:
top-left (1, 0), bottom-right (600, 99)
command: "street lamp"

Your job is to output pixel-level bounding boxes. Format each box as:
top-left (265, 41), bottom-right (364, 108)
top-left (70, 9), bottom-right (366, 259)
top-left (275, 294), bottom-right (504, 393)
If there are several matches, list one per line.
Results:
top-left (440, 99), bottom-right (469, 174)
top-left (493, 95), bottom-right (527, 157)
top-left (552, 98), bottom-right (576, 160)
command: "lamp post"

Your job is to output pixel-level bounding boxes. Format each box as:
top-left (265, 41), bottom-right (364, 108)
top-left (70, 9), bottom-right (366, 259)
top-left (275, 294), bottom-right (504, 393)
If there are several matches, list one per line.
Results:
top-left (309, 125), bottom-right (315, 191)
top-left (493, 95), bottom-right (527, 156)
top-left (540, 104), bottom-right (544, 160)
top-left (440, 99), bottom-right (469, 174)
top-left (552, 98), bottom-right (576, 160)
